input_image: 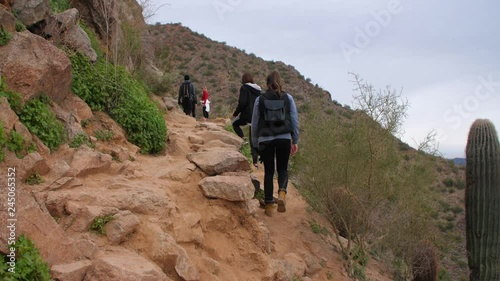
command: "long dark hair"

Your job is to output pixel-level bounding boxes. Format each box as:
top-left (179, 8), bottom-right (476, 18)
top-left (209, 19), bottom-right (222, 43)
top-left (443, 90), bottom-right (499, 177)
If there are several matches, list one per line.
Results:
top-left (266, 70), bottom-right (284, 96)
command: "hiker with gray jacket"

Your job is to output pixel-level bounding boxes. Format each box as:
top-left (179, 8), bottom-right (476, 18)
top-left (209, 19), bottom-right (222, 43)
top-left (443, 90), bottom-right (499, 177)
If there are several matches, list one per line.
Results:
top-left (251, 70), bottom-right (299, 217)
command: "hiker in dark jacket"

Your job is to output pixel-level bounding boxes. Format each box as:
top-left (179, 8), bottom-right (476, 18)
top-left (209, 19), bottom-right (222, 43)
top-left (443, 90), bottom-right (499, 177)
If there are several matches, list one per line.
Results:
top-left (232, 72), bottom-right (261, 167)
top-left (251, 70), bottom-right (299, 217)
top-left (178, 75), bottom-right (197, 117)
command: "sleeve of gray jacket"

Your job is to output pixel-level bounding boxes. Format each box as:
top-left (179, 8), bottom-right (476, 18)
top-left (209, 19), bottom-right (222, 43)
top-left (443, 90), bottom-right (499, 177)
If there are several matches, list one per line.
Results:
top-left (251, 97), bottom-right (261, 149)
top-left (289, 95), bottom-right (299, 144)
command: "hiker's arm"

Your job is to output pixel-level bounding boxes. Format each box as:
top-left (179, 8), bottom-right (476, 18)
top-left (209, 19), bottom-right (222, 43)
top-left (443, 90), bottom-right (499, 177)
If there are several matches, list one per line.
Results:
top-left (289, 95), bottom-right (299, 145)
top-left (233, 86), bottom-right (247, 117)
top-left (177, 85), bottom-right (182, 104)
top-left (251, 97), bottom-right (260, 149)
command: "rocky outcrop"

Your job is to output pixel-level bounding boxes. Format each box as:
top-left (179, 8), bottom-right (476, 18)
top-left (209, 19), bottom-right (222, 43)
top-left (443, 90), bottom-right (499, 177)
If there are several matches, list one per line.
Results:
top-left (104, 210), bottom-right (140, 244)
top-left (128, 223), bottom-right (200, 281)
top-left (188, 148), bottom-right (251, 176)
top-left (51, 260), bottom-right (93, 281)
top-left (0, 4), bottom-right (16, 32)
top-left (0, 97), bottom-right (19, 135)
top-left (199, 174), bottom-right (255, 201)
top-left (11, 0), bottom-right (50, 27)
top-left (0, 31), bottom-right (72, 103)
top-left (84, 250), bottom-right (171, 281)
top-left (66, 145), bottom-right (113, 177)
top-left (0, 187), bottom-right (80, 264)
top-left (44, 8), bottom-right (97, 61)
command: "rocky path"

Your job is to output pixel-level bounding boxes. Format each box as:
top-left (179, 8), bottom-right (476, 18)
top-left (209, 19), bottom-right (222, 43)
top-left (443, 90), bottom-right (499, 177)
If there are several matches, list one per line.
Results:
top-left (1, 102), bottom-right (391, 280)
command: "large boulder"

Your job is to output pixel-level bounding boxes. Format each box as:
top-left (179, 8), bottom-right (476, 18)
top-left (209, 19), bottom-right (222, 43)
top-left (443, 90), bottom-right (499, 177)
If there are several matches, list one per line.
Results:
top-left (84, 250), bottom-right (171, 281)
top-left (187, 148), bottom-right (251, 176)
top-left (0, 4), bottom-right (16, 33)
top-left (0, 97), bottom-right (19, 135)
top-left (46, 182), bottom-right (176, 217)
top-left (11, 0), bottom-right (50, 27)
top-left (128, 223), bottom-right (200, 281)
top-left (44, 8), bottom-right (97, 61)
top-left (67, 145), bottom-right (113, 177)
top-left (198, 174), bottom-right (255, 202)
top-left (0, 31), bottom-right (72, 103)
top-left (104, 210), bottom-right (140, 244)
top-left (0, 186), bottom-right (80, 265)
top-left (51, 260), bottom-right (93, 281)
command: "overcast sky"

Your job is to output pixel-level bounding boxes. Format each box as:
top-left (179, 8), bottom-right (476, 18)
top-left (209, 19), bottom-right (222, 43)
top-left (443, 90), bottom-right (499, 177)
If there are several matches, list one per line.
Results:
top-left (149, 0), bottom-right (500, 158)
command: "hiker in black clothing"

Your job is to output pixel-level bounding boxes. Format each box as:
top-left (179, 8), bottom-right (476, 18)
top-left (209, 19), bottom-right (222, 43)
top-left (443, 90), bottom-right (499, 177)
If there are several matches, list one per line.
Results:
top-left (251, 70), bottom-right (299, 217)
top-left (232, 72), bottom-right (262, 167)
top-left (178, 75), bottom-right (197, 117)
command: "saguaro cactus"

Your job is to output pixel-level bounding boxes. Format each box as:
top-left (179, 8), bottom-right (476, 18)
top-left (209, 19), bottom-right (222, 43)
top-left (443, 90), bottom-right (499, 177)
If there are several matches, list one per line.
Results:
top-left (465, 119), bottom-right (500, 281)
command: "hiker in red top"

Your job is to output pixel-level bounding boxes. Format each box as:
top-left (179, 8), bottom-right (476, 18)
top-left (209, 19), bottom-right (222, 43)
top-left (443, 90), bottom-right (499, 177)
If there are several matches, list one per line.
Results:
top-left (201, 86), bottom-right (209, 119)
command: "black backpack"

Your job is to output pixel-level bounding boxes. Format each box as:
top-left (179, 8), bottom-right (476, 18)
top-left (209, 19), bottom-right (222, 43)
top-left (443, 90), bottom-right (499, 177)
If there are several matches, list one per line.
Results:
top-left (182, 83), bottom-right (193, 103)
top-left (258, 92), bottom-right (292, 137)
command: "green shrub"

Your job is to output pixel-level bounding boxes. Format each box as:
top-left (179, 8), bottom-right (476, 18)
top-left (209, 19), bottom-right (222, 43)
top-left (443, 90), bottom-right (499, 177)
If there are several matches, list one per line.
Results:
top-left (18, 96), bottom-right (66, 151)
top-left (437, 268), bottom-right (452, 281)
top-left (26, 142), bottom-right (37, 154)
top-left (70, 52), bottom-right (167, 154)
top-left (90, 214), bottom-right (114, 235)
top-left (26, 172), bottom-right (44, 185)
top-left (0, 235), bottom-right (51, 281)
top-left (109, 92), bottom-right (166, 154)
top-left (15, 21), bottom-right (26, 32)
top-left (0, 78), bottom-right (23, 113)
top-left (6, 130), bottom-right (24, 158)
top-left (0, 121), bottom-right (6, 162)
top-left (442, 178), bottom-right (454, 187)
top-left (49, 0), bottom-right (70, 13)
top-left (94, 129), bottom-right (114, 141)
top-left (309, 220), bottom-right (329, 235)
top-left (0, 28), bottom-right (12, 46)
top-left (69, 133), bottom-right (93, 148)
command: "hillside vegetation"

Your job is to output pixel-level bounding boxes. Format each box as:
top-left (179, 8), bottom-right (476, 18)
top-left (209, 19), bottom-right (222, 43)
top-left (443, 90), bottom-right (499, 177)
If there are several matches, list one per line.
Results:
top-left (0, 0), bottom-right (469, 279)
top-left (147, 23), bottom-right (468, 280)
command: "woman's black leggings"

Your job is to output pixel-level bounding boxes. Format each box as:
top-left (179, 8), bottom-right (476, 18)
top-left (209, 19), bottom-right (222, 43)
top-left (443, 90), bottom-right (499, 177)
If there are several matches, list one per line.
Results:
top-left (259, 139), bottom-right (291, 204)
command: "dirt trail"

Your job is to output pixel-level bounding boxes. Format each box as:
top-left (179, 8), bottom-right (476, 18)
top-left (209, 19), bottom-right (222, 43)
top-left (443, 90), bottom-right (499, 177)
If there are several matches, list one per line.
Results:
top-left (74, 108), bottom-right (391, 280)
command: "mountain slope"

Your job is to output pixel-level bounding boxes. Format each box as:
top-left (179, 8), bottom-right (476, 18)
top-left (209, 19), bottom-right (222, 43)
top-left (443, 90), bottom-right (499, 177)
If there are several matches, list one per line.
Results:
top-left (146, 23), bottom-right (468, 280)
top-left (147, 23), bottom-right (345, 118)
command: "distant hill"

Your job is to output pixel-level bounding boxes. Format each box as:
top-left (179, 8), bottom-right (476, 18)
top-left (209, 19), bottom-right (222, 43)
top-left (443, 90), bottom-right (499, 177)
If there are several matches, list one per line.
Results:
top-left (451, 158), bottom-right (466, 166)
top-left (146, 23), bottom-right (468, 280)
top-left (146, 23), bottom-right (348, 118)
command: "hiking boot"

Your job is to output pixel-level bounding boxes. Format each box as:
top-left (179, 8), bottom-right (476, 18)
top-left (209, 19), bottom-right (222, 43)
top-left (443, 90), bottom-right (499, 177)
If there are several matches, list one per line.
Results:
top-left (277, 190), bottom-right (286, 213)
top-left (265, 204), bottom-right (276, 217)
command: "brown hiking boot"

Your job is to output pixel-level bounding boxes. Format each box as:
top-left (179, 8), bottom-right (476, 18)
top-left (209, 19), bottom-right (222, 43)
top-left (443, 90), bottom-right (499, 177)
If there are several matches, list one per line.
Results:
top-left (277, 190), bottom-right (286, 213)
top-left (265, 204), bottom-right (276, 217)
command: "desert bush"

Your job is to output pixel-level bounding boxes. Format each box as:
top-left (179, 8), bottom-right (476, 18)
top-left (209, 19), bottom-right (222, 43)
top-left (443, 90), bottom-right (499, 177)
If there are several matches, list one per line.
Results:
top-left (19, 96), bottom-right (66, 151)
top-left (0, 121), bottom-right (5, 162)
top-left (442, 178), bottom-right (454, 187)
top-left (90, 214), bottom-right (114, 235)
top-left (292, 89), bottom-right (435, 278)
top-left (0, 77), bottom-right (23, 113)
top-left (0, 235), bottom-right (51, 280)
top-left (70, 52), bottom-right (167, 154)
top-left (49, 0), bottom-right (70, 13)
top-left (69, 133), bottom-right (93, 148)
top-left (6, 130), bottom-right (25, 158)
top-left (94, 129), bottom-right (114, 141)
top-left (26, 172), bottom-right (44, 185)
top-left (0, 28), bottom-right (12, 46)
